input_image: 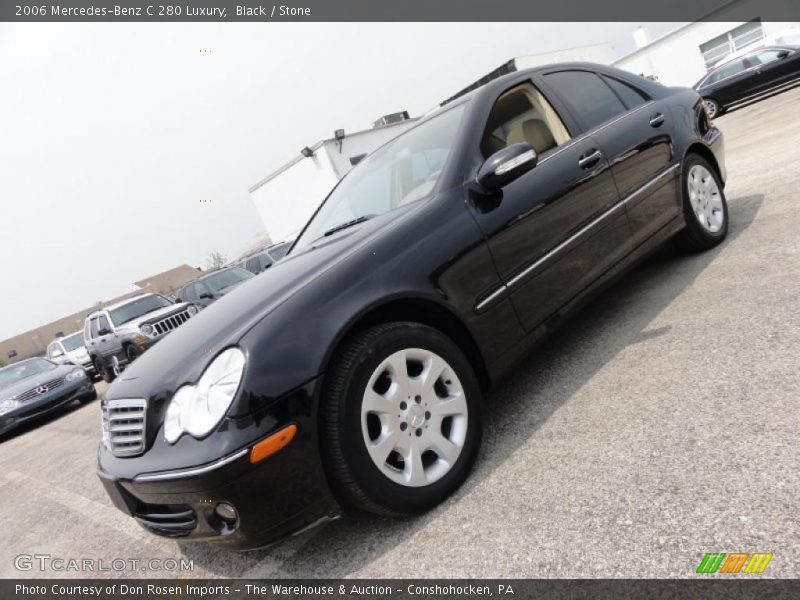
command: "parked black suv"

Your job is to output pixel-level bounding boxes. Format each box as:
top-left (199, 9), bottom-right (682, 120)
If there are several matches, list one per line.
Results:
top-left (175, 266), bottom-right (254, 308)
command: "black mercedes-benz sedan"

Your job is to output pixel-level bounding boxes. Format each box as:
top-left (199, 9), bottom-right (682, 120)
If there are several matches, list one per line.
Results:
top-left (694, 45), bottom-right (800, 118)
top-left (0, 358), bottom-right (96, 437)
top-left (98, 63), bottom-right (728, 548)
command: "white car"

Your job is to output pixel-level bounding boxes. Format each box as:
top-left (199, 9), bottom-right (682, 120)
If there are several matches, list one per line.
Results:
top-left (46, 331), bottom-right (96, 380)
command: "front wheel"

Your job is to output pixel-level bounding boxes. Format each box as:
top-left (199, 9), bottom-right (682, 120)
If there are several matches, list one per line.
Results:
top-left (321, 322), bottom-right (482, 516)
top-left (675, 154), bottom-right (729, 252)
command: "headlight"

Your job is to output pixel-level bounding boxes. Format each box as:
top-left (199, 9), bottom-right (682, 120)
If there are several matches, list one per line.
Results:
top-left (140, 323), bottom-right (154, 336)
top-left (163, 347), bottom-right (246, 443)
top-left (65, 368), bottom-right (85, 382)
top-left (187, 304), bottom-right (199, 316)
top-left (0, 398), bottom-right (20, 414)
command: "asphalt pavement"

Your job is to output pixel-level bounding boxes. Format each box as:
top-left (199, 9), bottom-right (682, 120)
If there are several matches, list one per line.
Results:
top-left (1, 85), bottom-right (798, 579)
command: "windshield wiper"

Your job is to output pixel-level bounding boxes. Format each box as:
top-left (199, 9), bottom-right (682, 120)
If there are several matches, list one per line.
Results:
top-left (323, 214), bottom-right (375, 238)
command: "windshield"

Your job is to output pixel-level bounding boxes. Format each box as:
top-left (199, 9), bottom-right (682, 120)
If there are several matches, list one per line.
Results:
top-left (61, 333), bottom-right (85, 352)
top-left (293, 103), bottom-right (466, 251)
top-left (109, 295), bottom-right (172, 326)
top-left (204, 268), bottom-right (254, 293)
top-left (0, 358), bottom-right (57, 389)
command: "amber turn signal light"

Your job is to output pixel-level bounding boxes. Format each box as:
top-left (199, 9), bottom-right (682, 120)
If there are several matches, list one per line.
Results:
top-left (250, 424), bottom-right (297, 464)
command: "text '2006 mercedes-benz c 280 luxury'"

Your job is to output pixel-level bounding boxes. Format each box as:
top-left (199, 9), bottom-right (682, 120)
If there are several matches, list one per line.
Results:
top-left (98, 64), bottom-right (728, 548)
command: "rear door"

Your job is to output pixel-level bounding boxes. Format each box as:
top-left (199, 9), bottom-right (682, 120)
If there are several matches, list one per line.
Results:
top-left (96, 313), bottom-right (115, 359)
top-left (745, 47), bottom-right (800, 92)
top-left (540, 69), bottom-right (679, 244)
top-left (706, 58), bottom-right (754, 105)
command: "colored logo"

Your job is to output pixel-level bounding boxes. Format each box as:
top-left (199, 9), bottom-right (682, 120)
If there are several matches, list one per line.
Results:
top-left (696, 552), bottom-right (773, 574)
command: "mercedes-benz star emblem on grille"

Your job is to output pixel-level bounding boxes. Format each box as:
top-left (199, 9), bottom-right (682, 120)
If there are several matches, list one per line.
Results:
top-left (35, 385), bottom-right (48, 395)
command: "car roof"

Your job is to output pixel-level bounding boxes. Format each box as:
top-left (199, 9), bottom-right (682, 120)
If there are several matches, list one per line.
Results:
top-left (180, 266), bottom-right (243, 287)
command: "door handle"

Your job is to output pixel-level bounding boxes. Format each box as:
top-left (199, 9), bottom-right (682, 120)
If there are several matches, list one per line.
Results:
top-left (578, 149), bottom-right (603, 169)
top-left (649, 113), bottom-right (665, 128)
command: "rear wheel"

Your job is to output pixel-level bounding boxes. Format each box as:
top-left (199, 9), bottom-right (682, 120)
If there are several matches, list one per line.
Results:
top-left (676, 153), bottom-right (728, 252)
top-left (321, 322), bottom-right (482, 516)
top-left (96, 356), bottom-right (117, 383)
top-left (703, 97), bottom-right (721, 119)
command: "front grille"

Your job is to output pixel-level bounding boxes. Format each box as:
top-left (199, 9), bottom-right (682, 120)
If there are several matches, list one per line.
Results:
top-left (152, 310), bottom-right (192, 337)
top-left (102, 398), bottom-right (147, 457)
top-left (15, 376), bottom-right (66, 402)
top-left (134, 505), bottom-right (196, 538)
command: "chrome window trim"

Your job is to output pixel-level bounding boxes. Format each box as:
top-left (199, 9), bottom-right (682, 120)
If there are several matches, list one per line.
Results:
top-left (474, 163), bottom-right (680, 313)
top-left (133, 448), bottom-right (249, 482)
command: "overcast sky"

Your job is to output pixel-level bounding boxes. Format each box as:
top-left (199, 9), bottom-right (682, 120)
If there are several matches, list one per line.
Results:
top-left (0, 21), bottom-right (683, 341)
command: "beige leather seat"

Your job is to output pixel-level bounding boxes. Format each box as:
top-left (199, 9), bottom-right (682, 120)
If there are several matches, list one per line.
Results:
top-left (506, 118), bottom-right (557, 154)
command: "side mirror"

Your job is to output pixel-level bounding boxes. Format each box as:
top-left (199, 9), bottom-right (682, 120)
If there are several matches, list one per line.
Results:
top-left (778, 50), bottom-right (790, 59)
top-left (477, 143), bottom-right (538, 191)
top-left (199, 293), bottom-right (213, 300)
top-left (98, 328), bottom-right (111, 336)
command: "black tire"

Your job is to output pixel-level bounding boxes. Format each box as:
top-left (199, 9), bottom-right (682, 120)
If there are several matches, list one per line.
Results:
top-left (675, 153), bottom-right (729, 253)
top-left (321, 322), bottom-right (482, 517)
top-left (126, 345), bottom-right (140, 363)
top-left (703, 97), bottom-right (722, 119)
top-left (96, 357), bottom-right (116, 383)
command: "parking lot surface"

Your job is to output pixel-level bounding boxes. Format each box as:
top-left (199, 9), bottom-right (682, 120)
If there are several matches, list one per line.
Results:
top-left (2, 86), bottom-right (799, 579)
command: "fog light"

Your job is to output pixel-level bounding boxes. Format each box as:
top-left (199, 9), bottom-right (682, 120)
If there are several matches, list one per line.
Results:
top-left (214, 502), bottom-right (237, 523)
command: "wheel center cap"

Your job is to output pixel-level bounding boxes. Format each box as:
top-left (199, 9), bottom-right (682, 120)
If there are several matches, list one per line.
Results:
top-left (408, 404), bottom-right (425, 429)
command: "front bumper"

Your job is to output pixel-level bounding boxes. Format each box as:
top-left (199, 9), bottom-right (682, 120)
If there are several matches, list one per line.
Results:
top-left (0, 378), bottom-right (95, 435)
top-left (97, 376), bottom-right (340, 549)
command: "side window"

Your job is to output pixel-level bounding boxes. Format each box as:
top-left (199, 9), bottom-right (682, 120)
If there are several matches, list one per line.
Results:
top-left (46, 343), bottom-right (55, 358)
top-left (258, 254), bottom-right (273, 271)
top-left (709, 59), bottom-right (748, 83)
top-left (98, 314), bottom-right (111, 333)
top-left (84, 320), bottom-right (91, 341)
top-left (543, 70), bottom-right (627, 131)
top-left (89, 317), bottom-right (99, 339)
top-left (196, 283), bottom-right (211, 298)
top-left (601, 75), bottom-right (649, 109)
top-left (181, 285), bottom-right (196, 302)
top-left (481, 82), bottom-right (571, 158)
top-left (747, 49), bottom-right (784, 66)
top-left (246, 257), bottom-right (260, 273)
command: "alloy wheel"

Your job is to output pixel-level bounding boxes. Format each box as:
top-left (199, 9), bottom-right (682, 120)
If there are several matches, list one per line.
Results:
top-left (703, 99), bottom-right (718, 119)
top-left (360, 348), bottom-right (468, 487)
top-left (111, 356), bottom-right (121, 377)
top-left (687, 164), bottom-right (724, 233)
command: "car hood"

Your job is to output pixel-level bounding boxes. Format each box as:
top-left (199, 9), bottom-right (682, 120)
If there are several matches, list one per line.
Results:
top-left (108, 210), bottom-right (403, 400)
top-left (120, 303), bottom-right (193, 330)
top-left (1, 363), bottom-right (78, 401)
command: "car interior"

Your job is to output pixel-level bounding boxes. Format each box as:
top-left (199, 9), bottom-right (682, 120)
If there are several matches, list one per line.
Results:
top-left (481, 83), bottom-right (571, 158)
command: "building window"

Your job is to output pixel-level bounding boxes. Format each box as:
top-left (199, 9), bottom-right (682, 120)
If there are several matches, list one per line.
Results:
top-left (700, 19), bottom-right (765, 69)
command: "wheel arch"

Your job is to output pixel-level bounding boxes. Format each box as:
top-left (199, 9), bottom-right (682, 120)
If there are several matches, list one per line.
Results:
top-left (321, 295), bottom-right (492, 394)
top-left (684, 142), bottom-right (724, 187)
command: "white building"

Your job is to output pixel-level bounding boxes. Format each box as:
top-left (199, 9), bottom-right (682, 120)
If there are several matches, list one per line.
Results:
top-left (249, 113), bottom-right (417, 243)
top-left (614, 5), bottom-right (800, 87)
